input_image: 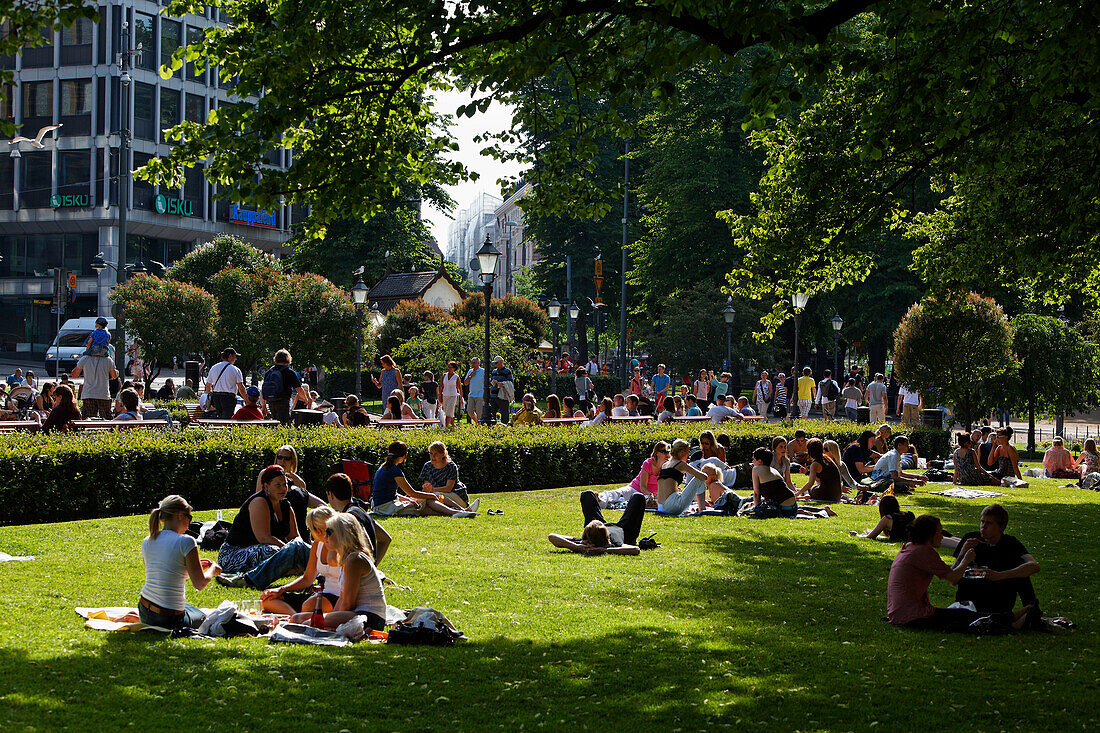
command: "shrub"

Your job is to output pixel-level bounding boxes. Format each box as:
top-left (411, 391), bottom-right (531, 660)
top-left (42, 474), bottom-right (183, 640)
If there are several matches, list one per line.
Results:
top-left (0, 421), bottom-right (947, 526)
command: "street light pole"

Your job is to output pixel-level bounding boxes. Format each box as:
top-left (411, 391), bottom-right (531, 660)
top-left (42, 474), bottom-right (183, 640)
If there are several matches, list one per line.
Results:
top-left (475, 236), bottom-right (501, 425)
top-left (791, 293), bottom-right (809, 418)
top-left (723, 297), bottom-right (736, 374)
top-left (619, 138), bottom-right (630, 386)
top-left (547, 296), bottom-right (561, 395)
top-left (351, 277), bottom-right (369, 396)
top-left (831, 314), bottom-right (844, 383)
top-left (113, 21), bottom-right (139, 375)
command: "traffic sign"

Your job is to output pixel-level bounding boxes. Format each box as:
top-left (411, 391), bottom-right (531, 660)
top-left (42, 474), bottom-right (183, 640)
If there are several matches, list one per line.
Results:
top-left (51, 307), bottom-right (64, 314)
top-left (68, 273), bottom-right (77, 289)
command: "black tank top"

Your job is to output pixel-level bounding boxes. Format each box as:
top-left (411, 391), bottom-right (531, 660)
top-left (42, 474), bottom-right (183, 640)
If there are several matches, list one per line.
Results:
top-left (658, 461), bottom-right (686, 483)
top-left (809, 460), bottom-right (843, 502)
top-left (226, 491), bottom-right (292, 547)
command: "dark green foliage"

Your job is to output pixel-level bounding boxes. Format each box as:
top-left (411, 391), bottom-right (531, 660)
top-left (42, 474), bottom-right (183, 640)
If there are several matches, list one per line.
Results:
top-left (452, 293), bottom-right (548, 348)
top-left (166, 234), bottom-right (279, 289)
top-left (376, 300), bottom-right (455, 359)
top-left (0, 422), bottom-right (947, 526)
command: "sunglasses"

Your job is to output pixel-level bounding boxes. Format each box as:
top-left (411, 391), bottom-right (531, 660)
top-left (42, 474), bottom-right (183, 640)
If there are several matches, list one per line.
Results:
top-left (325, 527), bottom-right (334, 537)
top-left (276, 453), bottom-right (293, 460)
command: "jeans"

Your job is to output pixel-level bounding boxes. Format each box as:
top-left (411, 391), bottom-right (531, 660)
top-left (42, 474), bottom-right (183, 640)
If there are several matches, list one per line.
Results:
top-left (845, 406), bottom-right (858, 422)
top-left (143, 408), bottom-right (174, 427)
top-left (492, 397), bottom-right (510, 424)
top-left (243, 538), bottom-right (312, 590)
top-left (956, 577), bottom-right (1038, 614)
top-left (658, 475), bottom-right (707, 515)
top-left (139, 601), bottom-right (206, 630)
top-left (580, 490), bottom-right (645, 546)
top-left (269, 397), bottom-right (293, 425)
top-left (903, 607), bottom-right (1012, 634)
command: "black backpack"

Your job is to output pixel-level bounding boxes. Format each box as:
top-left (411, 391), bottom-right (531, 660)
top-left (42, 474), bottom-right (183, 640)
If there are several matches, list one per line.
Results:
top-left (261, 366), bottom-right (285, 400)
top-left (825, 380), bottom-right (839, 401)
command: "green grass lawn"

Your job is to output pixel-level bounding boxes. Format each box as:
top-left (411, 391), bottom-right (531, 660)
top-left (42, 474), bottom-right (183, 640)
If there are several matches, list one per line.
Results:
top-left (1, 475), bottom-right (1098, 731)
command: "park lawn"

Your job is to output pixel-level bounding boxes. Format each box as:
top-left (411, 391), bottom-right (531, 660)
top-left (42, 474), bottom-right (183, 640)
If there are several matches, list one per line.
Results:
top-left (0, 477), bottom-right (1098, 731)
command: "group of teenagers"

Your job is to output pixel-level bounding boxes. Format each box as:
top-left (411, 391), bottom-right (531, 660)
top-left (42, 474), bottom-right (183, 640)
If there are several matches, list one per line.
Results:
top-left (138, 439), bottom-right (481, 632)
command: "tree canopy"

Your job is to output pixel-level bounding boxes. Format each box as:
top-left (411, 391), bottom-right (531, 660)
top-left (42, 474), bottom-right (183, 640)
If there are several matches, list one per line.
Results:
top-left (110, 275), bottom-right (218, 365)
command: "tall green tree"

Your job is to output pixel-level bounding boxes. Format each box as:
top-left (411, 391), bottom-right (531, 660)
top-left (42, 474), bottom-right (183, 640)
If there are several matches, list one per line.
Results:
top-left (110, 275), bottom-right (218, 368)
top-left (250, 274), bottom-right (359, 371)
top-left (892, 293), bottom-right (1015, 430)
top-left (167, 234), bottom-right (279, 289)
top-left (206, 267), bottom-right (281, 371)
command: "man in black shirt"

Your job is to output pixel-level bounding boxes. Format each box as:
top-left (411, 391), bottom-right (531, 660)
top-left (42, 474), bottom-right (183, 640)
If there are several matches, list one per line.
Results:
top-left (325, 473), bottom-right (390, 564)
top-left (952, 504), bottom-right (1040, 613)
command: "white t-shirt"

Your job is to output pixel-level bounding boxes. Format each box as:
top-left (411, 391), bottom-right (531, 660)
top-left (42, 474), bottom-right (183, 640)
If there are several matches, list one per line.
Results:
top-left (612, 405), bottom-right (629, 417)
top-left (903, 388), bottom-right (921, 406)
top-left (707, 404), bottom-right (738, 424)
top-left (441, 372), bottom-right (461, 397)
top-left (207, 360), bottom-right (244, 393)
top-left (140, 530), bottom-right (197, 611)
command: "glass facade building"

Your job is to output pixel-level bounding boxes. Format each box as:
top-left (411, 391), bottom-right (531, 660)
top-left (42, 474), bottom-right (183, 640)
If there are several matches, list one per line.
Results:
top-left (0, 3), bottom-right (295, 353)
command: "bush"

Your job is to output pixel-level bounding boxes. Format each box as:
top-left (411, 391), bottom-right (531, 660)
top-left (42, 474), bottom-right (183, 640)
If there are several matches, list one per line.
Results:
top-left (0, 421), bottom-right (947, 526)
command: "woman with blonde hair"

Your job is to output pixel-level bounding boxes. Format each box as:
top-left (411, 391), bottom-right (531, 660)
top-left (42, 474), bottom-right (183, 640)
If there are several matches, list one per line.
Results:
top-left (824, 439), bottom-right (860, 491)
top-left (656, 439), bottom-right (713, 514)
top-left (290, 512), bottom-right (387, 631)
top-left (261, 505), bottom-right (341, 616)
top-left (139, 495), bottom-right (221, 629)
top-left (419, 441), bottom-right (477, 509)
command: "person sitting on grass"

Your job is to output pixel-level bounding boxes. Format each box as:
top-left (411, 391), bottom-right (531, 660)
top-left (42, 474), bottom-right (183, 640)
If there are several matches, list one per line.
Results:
top-left (870, 424), bottom-right (892, 461)
top-left (657, 396), bottom-right (676, 423)
top-left (598, 441), bottom-right (668, 508)
top-left (853, 495), bottom-right (915, 542)
top-left (289, 512), bottom-right (388, 632)
top-left (420, 441), bottom-right (478, 510)
top-left (587, 397), bottom-right (614, 426)
top-left (796, 438), bottom-right (844, 503)
top-left (231, 386), bottom-right (266, 421)
top-left (370, 440), bottom-right (476, 518)
top-left (1077, 438), bottom-right (1100, 482)
top-left (139, 495), bottom-right (221, 629)
top-left (656, 439), bottom-right (716, 515)
top-left (787, 429), bottom-right (811, 470)
top-left (951, 504), bottom-right (1041, 616)
top-left (870, 435), bottom-right (928, 492)
top-left (260, 506), bottom-right (341, 616)
top-left (986, 426), bottom-right (1023, 483)
top-left (770, 436), bottom-right (800, 493)
top-left (824, 439), bottom-right (860, 491)
top-left (548, 490), bottom-right (646, 556)
top-left (1043, 437), bottom-right (1077, 479)
top-left (887, 514), bottom-right (1037, 633)
top-left (510, 393), bottom-right (543, 426)
top-left (953, 432), bottom-right (998, 486)
top-left (749, 447), bottom-right (834, 519)
top-left (842, 430), bottom-right (876, 481)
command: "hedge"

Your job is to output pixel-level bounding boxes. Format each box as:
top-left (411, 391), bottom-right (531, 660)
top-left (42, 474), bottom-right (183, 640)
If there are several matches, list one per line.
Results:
top-left (0, 421), bottom-right (948, 526)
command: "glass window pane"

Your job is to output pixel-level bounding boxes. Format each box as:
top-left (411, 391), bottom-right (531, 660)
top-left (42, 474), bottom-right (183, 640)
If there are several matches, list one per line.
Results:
top-left (60, 80), bottom-right (91, 115)
top-left (61, 17), bottom-right (93, 46)
top-left (133, 82), bottom-right (155, 141)
top-left (159, 87), bottom-right (180, 143)
top-left (22, 81), bottom-right (53, 118)
top-left (58, 150), bottom-right (90, 198)
top-left (185, 26), bottom-right (204, 83)
top-left (185, 93), bottom-right (204, 123)
top-left (134, 13), bottom-right (155, 71)
top-left (161, 19), bottom-right (181, 73)
top-left (20, 150), bottom-right (52, 208)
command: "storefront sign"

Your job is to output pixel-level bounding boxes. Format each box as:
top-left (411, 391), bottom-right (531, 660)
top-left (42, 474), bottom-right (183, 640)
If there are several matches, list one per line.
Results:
top-left (51, 194), bottom-right (89, 208)
top-left (155, 194), bottom-right (194, 217)
top-left (229, 203), bottom-right (276, 229)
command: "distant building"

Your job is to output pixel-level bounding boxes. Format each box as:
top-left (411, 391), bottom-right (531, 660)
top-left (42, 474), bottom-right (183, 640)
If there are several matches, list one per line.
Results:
top-left (366, 257), bottom-right (467, 313)
top-left (446, 191), bottom-right (501, 283)
top-left (494, 181), bottom-right (536, 297)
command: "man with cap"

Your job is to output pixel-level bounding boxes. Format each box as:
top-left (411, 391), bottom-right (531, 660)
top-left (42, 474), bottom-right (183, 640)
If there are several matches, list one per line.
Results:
top-left (205, 347), bottom-right (248, 419)
top-left (489, 356), bottom-right (514, 424)
top-left (70, 334), bottom-right (119, 420)
top-left (232, 386), bottom-right (266, 421)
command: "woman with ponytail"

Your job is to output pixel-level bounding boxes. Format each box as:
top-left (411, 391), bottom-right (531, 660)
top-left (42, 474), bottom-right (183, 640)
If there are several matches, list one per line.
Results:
top-left (140, 495), bottom-right (221, 629)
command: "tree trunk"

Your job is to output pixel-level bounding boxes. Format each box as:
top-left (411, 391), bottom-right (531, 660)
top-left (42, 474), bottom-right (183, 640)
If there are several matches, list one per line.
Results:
top-left (868, 335), bottom-right (888, 378)
top-left (1028, 400), bottom-right (1036, 454)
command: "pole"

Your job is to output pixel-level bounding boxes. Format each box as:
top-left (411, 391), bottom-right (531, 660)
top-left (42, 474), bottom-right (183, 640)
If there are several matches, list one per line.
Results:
top-left (833, 332), bottom-right (839, 383)
top-left (793, 311), bottom-right (801, 419)
top-left (726, 324), bottom-right (732, 374)
top-left (115, 20), bottom-right (132, 378)
top-left (619, 138), bottom-right (629, 386)
top-left (564, 255), bottom-right (572, 356)
top-left (354, 306), bottom-right (363, 397)
top-left (550, 319), bottom-right (558, 395)
top-left (482, 282), bottom-right (493, 425)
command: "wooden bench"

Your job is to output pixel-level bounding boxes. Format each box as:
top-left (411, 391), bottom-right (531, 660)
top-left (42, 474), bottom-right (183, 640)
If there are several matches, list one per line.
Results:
top-left (609, 415), bottom-right (654, 424)
top-left (182, 403), bottom-right (203, 422)
top-left (194, 419), bottom-right (282, 429)
top-left (742, 415), bottom-right (767, 422)
top-left (540, 416), bottom-right (588, 426)
top-left (671, 415), bottom-right (711, 423)
top-left (0, 420), bottom-right (40, 433)
top-left (374, 418), bottom-right (441, 430)
top-left (73, 419), bottom-right (170, 431)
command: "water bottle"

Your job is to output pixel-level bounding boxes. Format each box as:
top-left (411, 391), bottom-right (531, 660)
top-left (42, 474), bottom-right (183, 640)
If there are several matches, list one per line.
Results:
top-left (310, 576), bottom-right (326, 629)
top-left (216, 509), bottom-right (223, 522)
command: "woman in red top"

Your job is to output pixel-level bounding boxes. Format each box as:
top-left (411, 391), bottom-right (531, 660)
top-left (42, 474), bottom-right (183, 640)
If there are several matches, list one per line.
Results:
top-left (887, 514), bottom-right (1034, 632)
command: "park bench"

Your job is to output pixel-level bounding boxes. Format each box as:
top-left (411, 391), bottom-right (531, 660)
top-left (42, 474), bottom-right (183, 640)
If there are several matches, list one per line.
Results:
top-left (182, 403), bottom-right (203, 422)
top-left (73, 419), bottom-right (170, 431)
top-left (671, 415), bottom-right (711, 423)
top-left (540, 416), bottom-right (587, 426)
top-left (0, 420), bottom-right (40, 433)
top-left (194, 419), bottom-right (282, 429)
top-left (374, 418), bottom-right (441, 430)
top-left (609, 415), bottom-right (654, 424)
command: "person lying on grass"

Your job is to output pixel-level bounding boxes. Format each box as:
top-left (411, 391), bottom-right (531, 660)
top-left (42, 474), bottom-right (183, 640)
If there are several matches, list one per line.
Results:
top-left (870, 435), bottom-right (928, 492)
top-left (851, 495), bottom-right (961, 548)
top-left (370, 440), bottom-right (475, 518)
top-left (289, 513), bottom-right (388, 631)
top-left (260, 506), bottom-right (341, 616)
top-left (887, 514), bottom-right (1037, 633)
top-left (548, 491), bottom-right (645, 555)
top-left (140, 495), bottom-right (221, 630)
top-left (951, 503), bottom-right (1041, 616)
top-left (748, 447), bottom-right (836, 519)
top-left (597, 441), bottom-right (668, 509)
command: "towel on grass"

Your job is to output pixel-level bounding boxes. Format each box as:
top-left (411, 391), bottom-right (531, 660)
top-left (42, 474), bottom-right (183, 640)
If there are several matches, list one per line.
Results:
top-left (0, 552), bottom-right (34, 562)
top-left (930, 488), bottom-right (1006, 499)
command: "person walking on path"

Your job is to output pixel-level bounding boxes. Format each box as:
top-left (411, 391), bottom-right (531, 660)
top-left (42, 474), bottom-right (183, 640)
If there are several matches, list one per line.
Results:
top-left (865, 373), bottom-right (888, 424)
top-left (898, 385), bottom-right (922, 425)
top-left (841, 378), bottom-right (864, 422)
top-left (489, 356), bottom-right (515, 424)
top-left (261, 349), bottom-right (310, 425)
top-left (797, 367), bottom-right (816, 420)
top-left (205, 348), bottom-right (248, 419)
top-left (371, 355), bottom-right (403, 401)
top-left (753, 371), bottom-right (774, 418)
top-left (70, 347), bottom-right (118, 419)
top-left (818, 370), bottom-right (840, 421)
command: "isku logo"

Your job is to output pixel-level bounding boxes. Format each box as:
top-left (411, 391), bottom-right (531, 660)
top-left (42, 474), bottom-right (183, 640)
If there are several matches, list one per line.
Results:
top-left (229, 203), bottom-right (276, 228)
top-left (155, 194), bottom-right (194, 216)
top-left (51, 194), bottom-right (89, 208)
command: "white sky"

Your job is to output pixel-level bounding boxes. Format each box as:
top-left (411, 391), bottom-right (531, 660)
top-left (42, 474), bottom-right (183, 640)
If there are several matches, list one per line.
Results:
top-left (422, 87), bottom-right (521, 252)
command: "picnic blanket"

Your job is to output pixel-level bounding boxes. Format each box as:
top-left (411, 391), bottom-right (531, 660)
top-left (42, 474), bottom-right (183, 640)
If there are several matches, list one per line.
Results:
top-left (76, 601), bottom-right (276, 636)
top-left (76, 606), bottom-right (176, 633)
top-left (929, 488), bottom-right (1006, 499)
top-left (0, 552), bottom-right (34, 562)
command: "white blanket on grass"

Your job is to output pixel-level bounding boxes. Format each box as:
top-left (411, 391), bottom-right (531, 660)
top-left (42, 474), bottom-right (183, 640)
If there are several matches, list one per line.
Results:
top-left (930, 488), bottom-right (1006, 499)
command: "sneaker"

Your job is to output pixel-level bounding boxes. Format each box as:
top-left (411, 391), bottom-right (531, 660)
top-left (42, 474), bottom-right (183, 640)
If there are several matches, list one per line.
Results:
top-left (451, 510), bottom-right (477, 518)
top-left (467, 498), bottom-right (481, 513)
top-left (215, 572), bottom-right (248, 588)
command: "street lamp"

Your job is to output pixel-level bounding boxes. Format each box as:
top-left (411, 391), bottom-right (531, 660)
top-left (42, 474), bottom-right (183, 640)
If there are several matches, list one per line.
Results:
top-left (723, 297), bottom-right (736, 374)
top-left (568, 301), bottom-right (580, 362)
top-left (547, 296), bottom-right (561, 394)
top-left (831, 313), bottom-right (843, 383)
top-left (791, 292), bottom-right (809, 417)
top-left (476, 235), bottom-right (501, 424)
top-left (351, 277), bottom-right (369, 397)
top-left (369, 301), bottom-right (384, 330)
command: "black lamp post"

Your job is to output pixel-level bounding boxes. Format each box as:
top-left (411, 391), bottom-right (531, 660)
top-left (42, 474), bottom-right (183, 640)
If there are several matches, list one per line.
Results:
top-left (831, 314), bottom-right (844, 383)
top-left (547, 296), bottom-right (561, 394)
top-left (476, 235), bottom-right (501, 424)
top-left (791, 292), bottom-right (809, 418)
top-left (568, 301), bottom-right (580, 362)
top-left (351, 278), bottom-right (368, 397)
top-left (589, 298), bottom-right (605, 372)
top-left (723, 297), bottom-right (736, 373)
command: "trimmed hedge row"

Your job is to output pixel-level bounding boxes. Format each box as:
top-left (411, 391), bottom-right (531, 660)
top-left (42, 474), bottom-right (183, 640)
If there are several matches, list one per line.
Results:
top-left (0, 421), bottom-right (948, 526)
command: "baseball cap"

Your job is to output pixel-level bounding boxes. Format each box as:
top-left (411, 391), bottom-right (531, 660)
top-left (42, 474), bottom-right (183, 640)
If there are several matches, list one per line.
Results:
top-left (95, 316), bottom-right (109, 326)
top-left (222, 347), bottom-right (239, 358)
top-left (493, 356), bottom-right (504, 364)
top-left (246, 386), bottom-right (261, 400)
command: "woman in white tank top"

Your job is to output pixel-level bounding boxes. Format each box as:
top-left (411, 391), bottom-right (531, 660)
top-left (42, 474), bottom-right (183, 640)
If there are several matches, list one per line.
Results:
top-left (261, 506), bottom-right (342, 616)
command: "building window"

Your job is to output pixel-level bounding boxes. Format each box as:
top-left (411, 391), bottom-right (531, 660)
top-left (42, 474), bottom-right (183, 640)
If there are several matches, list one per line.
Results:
top-left (133, 82), bottom-right (155, 141)
top-left (21, 27), bottom-right (54, 68)
top-left (60, 79), bottom-right (92, 135)
top-left (58, 150), bottom-right (90, 199)
top-left (19, 150), bottom-right (52, 209)
top-left (185, 93), bottom-right (204, 123)
top-left (185, 26), bottom-right (205, 83)
top-left (21, 81), bottom-right (53, 136)
top-left (161, 19), bottom-right (181, 75)
top-left (160, 87), bottom-right (180, 144)
top-left (0, 155), bottom-right (13, 210)
top-left (60, 17), bottom-right (93, 65)
top-left (132, 152), bottom-right (154, 210)
top-left (0, 84), bottom-right (12, 121)
top-left (183, 165), bottom-right (204, 213)
top-left (134, 13), bottom-right (155, 71)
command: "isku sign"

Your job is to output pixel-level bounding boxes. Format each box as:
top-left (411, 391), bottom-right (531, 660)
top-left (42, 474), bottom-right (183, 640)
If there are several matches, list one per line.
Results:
top-left (51, 194), bottom-right (89, 208)
top-left (155, 194), bottom-right (194, 216)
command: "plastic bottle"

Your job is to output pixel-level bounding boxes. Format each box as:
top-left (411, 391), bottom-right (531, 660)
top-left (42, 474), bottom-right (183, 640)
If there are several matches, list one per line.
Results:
top-left (310, 576), bottom-right (326, 629)
top-left (216, 509), bottom-right (223, 523)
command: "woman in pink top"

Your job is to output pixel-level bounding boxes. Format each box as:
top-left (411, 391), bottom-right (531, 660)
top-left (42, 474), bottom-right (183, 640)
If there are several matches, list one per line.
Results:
top-left (887, 514), bottom-right (1034, 633)
top-left (596, 441), bottom-right (669, 508)
top-left (1042, 436), bottom-right (1076, 478)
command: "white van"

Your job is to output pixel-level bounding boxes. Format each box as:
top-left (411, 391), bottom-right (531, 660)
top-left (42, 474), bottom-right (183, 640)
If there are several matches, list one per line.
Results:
top-left (44, 317), bottom-right (116, 376)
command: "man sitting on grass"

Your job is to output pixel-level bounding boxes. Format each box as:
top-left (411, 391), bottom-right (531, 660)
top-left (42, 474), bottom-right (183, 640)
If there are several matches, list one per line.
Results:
top-left (952, 504), bottom-right (1041, 616)
top-left (870, 435), bottom-right (928, 491)
top-left (548, 490), bottom-right (645, 555)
